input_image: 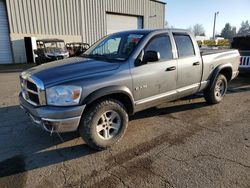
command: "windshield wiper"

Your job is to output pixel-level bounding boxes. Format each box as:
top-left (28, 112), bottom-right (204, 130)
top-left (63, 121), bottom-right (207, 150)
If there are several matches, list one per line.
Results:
top-left (81, 54), bottom-right (105, 59)
top-left (81, 54), bottom-right (122, 62)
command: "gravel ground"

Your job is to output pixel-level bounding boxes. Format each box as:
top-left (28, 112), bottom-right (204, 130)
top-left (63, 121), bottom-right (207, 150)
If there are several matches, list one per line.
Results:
top-left (0, 72), bottom-right (249, 188)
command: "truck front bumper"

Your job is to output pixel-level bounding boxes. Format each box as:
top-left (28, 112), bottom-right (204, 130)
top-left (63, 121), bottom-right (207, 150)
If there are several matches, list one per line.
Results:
top-left (19, 93), bottom-right (85, 133)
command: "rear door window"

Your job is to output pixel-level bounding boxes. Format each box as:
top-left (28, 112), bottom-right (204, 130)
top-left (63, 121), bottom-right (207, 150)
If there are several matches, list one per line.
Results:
top-left (173, 34), bottom-right (195, 58)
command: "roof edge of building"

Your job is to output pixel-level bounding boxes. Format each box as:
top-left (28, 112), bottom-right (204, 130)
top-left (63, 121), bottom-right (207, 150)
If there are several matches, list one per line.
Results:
top-left (150, 0), bottom-right (166, 5)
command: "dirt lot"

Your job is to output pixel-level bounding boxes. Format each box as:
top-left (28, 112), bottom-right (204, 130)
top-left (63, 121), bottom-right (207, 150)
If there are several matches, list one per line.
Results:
top-left (0, 72), bottom-right (249, 188)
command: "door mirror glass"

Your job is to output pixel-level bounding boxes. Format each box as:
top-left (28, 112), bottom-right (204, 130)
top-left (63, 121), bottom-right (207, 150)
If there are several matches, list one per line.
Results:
top-left (143, 51), bottom-right (160, 63)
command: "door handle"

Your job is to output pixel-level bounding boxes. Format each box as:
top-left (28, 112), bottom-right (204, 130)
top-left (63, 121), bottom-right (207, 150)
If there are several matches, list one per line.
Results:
top-left (193, 62), bottom-right (200, 66)
top-left (166, 66), bottom-right (176, 71)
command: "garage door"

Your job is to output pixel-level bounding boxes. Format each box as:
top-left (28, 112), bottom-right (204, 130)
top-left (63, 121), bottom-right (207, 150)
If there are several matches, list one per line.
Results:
top-left (106, 13), bottom-right (143, 35)
top-left (0, 0), bottom-right (13, 64)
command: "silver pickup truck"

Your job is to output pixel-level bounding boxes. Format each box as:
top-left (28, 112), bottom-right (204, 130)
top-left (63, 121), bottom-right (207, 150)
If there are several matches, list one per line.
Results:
top-left (19, 29), bottom-right (240, 150)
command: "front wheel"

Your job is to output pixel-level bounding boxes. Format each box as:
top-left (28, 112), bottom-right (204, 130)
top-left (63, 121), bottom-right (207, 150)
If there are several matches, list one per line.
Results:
top-left (204, 74), bottom-right (228, 104)
top-left (79, 99), bottom-right (128, 150)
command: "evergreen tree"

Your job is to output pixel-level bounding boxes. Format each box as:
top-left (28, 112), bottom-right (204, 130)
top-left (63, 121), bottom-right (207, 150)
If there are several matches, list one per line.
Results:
top-left (238, 21), bottom-right (250, 35)
top-left (221, 23), bottom-right (236, 40)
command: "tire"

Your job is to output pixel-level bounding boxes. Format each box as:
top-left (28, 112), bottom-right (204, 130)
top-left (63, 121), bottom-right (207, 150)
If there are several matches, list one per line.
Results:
top-left (204, 74), bottom-right (228, 104)
top-left (79, 98), bottom-right (128, 150)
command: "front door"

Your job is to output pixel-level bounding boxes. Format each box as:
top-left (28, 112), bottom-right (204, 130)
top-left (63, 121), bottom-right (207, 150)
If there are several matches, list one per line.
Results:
top-left (130, 34), bottom-right (177, 107)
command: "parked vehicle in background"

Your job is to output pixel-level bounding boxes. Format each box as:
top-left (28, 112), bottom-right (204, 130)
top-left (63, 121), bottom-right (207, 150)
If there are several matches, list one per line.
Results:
top-left (231, 35), bottom-right (250, 73)
top-left (66, 42), bottom-right (90, 57)
top-left (35, 39), bottom-right (69, 65)
top-left (19, 29), bottom-right (240, 150)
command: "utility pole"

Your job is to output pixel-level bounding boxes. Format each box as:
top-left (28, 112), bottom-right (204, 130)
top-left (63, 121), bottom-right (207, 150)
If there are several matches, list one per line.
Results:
top-left (213, 11), bottom-right (219, 40)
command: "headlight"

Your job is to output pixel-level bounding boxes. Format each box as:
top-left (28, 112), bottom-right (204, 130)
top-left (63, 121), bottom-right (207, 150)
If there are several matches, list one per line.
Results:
top-left (46, 85), bottom-right (82, 106)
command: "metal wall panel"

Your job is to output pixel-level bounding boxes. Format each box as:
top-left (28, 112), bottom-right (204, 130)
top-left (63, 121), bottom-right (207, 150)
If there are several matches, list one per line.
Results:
top-left (4, 0), bottom-right (165, 63)
top-left (6, 0), bottom-right (165, 44)
top-left (5, 0), bottom-right (81, 36)
top-left (80, 0), bottom-right (165, 44)
top-left (0, 0), bottom-right (13, 64)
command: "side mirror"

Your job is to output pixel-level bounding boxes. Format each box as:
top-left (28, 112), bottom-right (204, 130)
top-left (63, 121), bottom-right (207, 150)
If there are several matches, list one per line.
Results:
top-left (143, 51), bottom-right (160, 63)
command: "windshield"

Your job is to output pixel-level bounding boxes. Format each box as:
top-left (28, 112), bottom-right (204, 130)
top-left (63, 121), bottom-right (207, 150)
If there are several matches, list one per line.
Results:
top-left (83, 33), bottom-right (145, 61)
top-left (44, 42), bottom-right (67, 53)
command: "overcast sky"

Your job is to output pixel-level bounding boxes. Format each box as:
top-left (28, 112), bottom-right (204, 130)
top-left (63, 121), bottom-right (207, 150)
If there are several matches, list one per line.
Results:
top-left (163, 0), bottom-right (250, 37)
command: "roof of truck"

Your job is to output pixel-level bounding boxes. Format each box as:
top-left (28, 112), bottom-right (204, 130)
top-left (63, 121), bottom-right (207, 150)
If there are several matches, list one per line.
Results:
top-left (113, 28), bottom-right (190, 35)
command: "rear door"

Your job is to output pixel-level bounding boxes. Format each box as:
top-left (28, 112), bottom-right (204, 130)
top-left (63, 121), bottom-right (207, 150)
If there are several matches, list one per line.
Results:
top-left (173, 33), bottom-right (202, 95)
top-left (131, 34), bottom-right (177, 105)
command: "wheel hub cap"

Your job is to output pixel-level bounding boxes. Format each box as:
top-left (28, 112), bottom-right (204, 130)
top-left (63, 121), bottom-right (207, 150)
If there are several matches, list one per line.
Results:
top-left (96, 110), bottom-right (121, 140)
top-left (215, 79), bottom-right (225, 99)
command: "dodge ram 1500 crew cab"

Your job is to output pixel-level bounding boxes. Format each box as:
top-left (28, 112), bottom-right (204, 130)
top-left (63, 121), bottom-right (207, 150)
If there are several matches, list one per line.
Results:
top-left (19, 29), bottom-right (240, 150)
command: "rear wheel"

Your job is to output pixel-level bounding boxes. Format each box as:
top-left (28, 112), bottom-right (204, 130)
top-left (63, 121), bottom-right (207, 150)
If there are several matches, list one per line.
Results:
top-left (204, 74), bottom-right (228, 104)
top-left (79, 98), bottom-right (128, 150)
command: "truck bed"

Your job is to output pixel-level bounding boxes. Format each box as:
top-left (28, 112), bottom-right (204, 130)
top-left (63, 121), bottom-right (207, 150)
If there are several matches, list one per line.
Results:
top-left (201, 49), bottom-right (235, 56)
top-left (201, 49), bottom-right (239, 84)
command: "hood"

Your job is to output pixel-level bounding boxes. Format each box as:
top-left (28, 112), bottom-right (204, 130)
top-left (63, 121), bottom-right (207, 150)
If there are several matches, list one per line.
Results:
top-left (26, 57), bottom-right (120, 86)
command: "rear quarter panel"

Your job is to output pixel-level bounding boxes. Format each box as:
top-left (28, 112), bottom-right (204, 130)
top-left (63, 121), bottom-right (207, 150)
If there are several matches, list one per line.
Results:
top-left (201, 50), bottom-right (240, 84)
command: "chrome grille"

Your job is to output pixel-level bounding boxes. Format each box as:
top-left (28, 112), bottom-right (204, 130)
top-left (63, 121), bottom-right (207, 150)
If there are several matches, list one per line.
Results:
top-left (20, 74), bottom-right (46, 106)
top-left (240, 56), bottom-right (250, 67)
top-left (27, 81), bottom-right (38, 92)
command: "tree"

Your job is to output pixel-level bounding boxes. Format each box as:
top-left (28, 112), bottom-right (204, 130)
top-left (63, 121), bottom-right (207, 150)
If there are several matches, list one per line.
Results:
top-left (238, 20), bottom-right (250, 35)
top-left (189, 24), bottom-right (205, 36)
top-left (221, 23), bottom-right (237, 40)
